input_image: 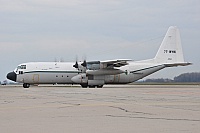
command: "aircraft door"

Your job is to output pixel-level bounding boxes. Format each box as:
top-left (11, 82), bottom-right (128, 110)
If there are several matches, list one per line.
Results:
top-left (114, 74), bottom-right (120, 82)
top-left (33, 74), bottom-right (39, 83)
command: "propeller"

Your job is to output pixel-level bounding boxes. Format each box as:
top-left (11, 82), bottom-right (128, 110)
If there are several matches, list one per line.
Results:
top-left (81, 60), bottom-right (87, 67)
top-left (81, 55), bottom-right (87, 68)
top-left (73, 55), bottom-right (87, 69)
top-left (73, 55), bottom-right (79, 68)
top-left (73, 61), bottom-right (79, 68)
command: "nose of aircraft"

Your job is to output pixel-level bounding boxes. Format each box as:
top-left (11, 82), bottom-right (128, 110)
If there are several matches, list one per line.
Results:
top-left (7, 72), bottom-right (17, 82)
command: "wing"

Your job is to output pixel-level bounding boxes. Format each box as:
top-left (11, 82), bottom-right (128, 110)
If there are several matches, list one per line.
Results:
top-left (101, 59), bottom-right (132, 68)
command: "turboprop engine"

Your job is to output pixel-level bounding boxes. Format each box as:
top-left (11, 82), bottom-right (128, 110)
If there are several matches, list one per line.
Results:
top-left (71, 73), bottom-right (88, 84)
top-left (71, 74), bottom-right (104, 88)
top-left (86, 68), bottom-right (124, 75)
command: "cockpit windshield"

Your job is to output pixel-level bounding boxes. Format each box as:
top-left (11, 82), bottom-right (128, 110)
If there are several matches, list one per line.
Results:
top-left (15, 65), bottom-right (26, 73)
top-left (17, 65), bottom-right (26, 69)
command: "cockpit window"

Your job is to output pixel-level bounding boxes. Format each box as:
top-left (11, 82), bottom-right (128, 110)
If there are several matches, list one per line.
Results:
top-left (17, 65), bottom-right (26, 69)
top-left (21, 65), bottom-right (26, 69)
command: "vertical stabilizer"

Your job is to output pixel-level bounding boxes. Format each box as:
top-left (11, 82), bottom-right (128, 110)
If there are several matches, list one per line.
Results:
top-left (154, 26), bottom-right (185, 64)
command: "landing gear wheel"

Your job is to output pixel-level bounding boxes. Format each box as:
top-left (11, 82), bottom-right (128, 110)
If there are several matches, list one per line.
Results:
top-left (97, 85), bottom-right (103, 88)
top-left (23, 83), bottom-right (30, 88)
top-left (89, 85), bottom-right (95, 88)
top-left (81, 84), bottom-right (88, 88)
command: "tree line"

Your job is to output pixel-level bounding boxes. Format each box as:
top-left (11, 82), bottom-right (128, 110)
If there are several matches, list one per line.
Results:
top-left (144, 72), bottom-right (200, 82)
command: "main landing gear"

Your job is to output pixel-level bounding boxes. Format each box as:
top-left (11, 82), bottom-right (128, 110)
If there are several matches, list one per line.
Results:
top-left (81, 84), bottom-right (103, 88)
top-left (23, 83), bottom-right (30, 88)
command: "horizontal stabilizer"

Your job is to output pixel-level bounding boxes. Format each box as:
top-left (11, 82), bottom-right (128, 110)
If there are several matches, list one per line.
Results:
top-left (164, 62), bottom-right (192, 67)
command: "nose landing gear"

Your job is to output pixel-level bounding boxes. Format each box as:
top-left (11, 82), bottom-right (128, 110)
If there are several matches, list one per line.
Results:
top-left (23, 83), bottom-right (30, 88)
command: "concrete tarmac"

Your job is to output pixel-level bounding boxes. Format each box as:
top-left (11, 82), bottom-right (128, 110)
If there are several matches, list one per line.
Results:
top-left (0, 85), bottom-right (200, 133)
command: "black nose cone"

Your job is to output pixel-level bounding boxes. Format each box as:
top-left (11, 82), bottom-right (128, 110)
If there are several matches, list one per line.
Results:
top-left (7, 72), bottom-right (17, 82)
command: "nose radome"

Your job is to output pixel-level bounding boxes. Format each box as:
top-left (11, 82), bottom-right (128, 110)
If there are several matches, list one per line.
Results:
top-left (7, 72), bottom-right (17, 82)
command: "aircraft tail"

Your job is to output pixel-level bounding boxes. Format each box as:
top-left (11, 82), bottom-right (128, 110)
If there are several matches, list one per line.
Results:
top-left (154, 26), bottom-right (191, 66)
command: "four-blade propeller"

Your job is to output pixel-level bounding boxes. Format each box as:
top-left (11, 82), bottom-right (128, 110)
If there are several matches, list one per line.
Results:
top-left (73, 56), bottom-right (87, 73)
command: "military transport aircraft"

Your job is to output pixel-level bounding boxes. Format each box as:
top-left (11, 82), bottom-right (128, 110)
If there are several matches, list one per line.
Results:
top-left (7, 26), bottom-right (191, 88)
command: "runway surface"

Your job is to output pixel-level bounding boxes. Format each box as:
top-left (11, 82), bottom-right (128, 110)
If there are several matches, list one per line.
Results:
top-left (0, 85), bottom-right (200, 133)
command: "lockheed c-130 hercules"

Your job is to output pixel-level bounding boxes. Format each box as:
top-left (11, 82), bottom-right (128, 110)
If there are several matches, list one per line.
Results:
top-left (7, 26), bottom-right (191, 88)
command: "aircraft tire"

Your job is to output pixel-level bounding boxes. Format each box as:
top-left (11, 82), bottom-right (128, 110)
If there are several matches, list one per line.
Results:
top-left (23, 83), bottom-right (30, 88)
top-left (88, 85), bottom-right (95, 88)
top-left (97, 85), bottom-right (103, 88)
top-left (81, 84), bottom-right (88, 88)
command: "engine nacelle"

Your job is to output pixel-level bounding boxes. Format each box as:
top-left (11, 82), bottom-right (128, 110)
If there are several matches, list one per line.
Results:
top-left (71, 74), bottom-right (105, 86)
top-left (71, 74), bottom-right (88, 84)
top-left (86, 69), bottom-right (124, 75)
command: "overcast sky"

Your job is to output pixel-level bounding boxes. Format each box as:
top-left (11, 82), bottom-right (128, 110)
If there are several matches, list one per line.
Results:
top-left (0, 0), bottom-right (199, 81)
